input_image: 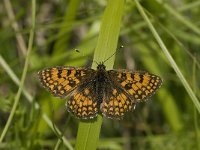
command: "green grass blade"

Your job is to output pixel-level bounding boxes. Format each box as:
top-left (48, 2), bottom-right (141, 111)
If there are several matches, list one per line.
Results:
top-left (53, 0), bottom-right (80, 55)
top-left (155, 0), bottom-right (200, 35)
top-left (135, 0), bottom-right (200, 113)
top-left (138, 43), bottom-right (184, 131)
top-left (0, 55), bottom-right (73, 149)
top-left (0, 0), bottom-right (36, 143)
top-left (75, 0), bottom-right (125, 150)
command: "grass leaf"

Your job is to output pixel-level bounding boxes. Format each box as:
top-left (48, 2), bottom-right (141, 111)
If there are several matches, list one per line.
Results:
top-left (75, 0), bottom-right (125, 149)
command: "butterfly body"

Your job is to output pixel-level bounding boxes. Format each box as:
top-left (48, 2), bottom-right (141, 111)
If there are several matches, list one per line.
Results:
top-left (38, 63), bottom-right (162, 120)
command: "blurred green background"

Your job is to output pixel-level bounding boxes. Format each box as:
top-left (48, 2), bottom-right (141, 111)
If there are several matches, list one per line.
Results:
top-left (0, 0), bottom-right (200, 149)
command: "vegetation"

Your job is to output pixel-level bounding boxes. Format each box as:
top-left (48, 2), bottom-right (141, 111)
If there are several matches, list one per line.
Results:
top-left (0, 0), bottom-right (199, 149)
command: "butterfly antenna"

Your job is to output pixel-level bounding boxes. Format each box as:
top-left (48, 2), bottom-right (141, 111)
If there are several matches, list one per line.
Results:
top-left (103, 45), bottom-right (124, 64)
top-left (92, 60), bottom-right (99, 65)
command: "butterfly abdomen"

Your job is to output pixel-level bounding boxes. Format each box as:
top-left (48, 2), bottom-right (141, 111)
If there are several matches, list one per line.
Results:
top-left (94, 68), bottom-right (110, 107)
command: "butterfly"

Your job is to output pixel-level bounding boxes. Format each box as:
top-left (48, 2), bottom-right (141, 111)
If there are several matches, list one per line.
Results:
top-left (38, 63), bottom-right (162, 120)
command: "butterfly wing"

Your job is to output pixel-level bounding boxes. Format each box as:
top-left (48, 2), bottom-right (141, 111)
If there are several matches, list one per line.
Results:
top-left (100, 74), bottom-right (135, 120)
top-left (100, 83), bottom-right (135, 120)
top-left (38, 66), bottom-right (95, 98)
top-left (100, 70), bottom-right (162, 119)
top-left (66, 82), bottom-right (98, 119)
top-left (108, 70), bottom-right (162, 102)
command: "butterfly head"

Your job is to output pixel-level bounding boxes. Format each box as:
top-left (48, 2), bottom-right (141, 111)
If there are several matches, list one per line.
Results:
top-left (97, 62), bottom-right (106, 71)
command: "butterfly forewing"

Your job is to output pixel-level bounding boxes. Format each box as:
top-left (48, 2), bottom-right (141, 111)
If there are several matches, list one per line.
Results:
top-left (108, 70), bottom-right (162, 102)
top-left (38, 66), bottom-right (95, 98)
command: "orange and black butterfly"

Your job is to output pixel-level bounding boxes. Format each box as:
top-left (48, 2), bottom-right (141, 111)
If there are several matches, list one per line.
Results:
top-left (38, 63), bottom-right (162, 120)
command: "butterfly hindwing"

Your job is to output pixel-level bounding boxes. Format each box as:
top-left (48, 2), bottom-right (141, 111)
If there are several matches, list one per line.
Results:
top-left (38, 67), bottom-right (95, 98)
top-left (100, 83), bottom-right (135, 120)
top-left (66, 82), bottom-right (98, 119)
top-left (108, 70), bottom-right (162, 102)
